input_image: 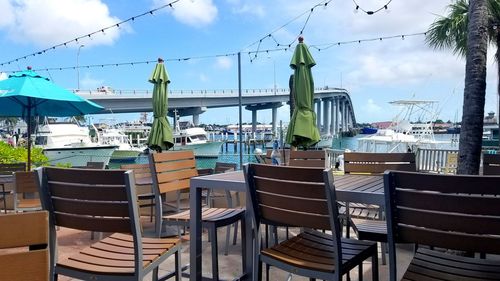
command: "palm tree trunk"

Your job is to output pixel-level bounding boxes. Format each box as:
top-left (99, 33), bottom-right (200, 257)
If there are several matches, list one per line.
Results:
top-left (457, 0), bottom-right (489, 175)
top-left (497, 31), bottom-right (500, 147)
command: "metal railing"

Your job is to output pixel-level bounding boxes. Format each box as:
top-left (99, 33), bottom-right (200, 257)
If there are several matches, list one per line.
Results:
top-left (415, 148), bottom-right (459, 173)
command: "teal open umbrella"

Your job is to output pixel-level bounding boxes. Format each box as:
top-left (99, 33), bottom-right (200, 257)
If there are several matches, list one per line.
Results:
top-left (147, 58), bottom-right (174, 152)
top-left (286, 37), bottom-right (321, 148)
top-left (0, 67), bottom-right (104, 169)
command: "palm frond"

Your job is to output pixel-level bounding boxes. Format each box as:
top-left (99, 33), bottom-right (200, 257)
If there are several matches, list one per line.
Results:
top-left (425, 0), bottom-right (469, 57)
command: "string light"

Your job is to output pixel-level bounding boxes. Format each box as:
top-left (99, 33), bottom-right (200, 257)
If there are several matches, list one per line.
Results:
top-left (0, 0), bottom-right (183, 67)
top-left (309, 31), bottom-right (426, 51)
top-left (245, 0), bottom-right (333, 61)
top-left (0, 31), bottom-right (429, 74)
top-left (352, 0), bottom-right (392, 15)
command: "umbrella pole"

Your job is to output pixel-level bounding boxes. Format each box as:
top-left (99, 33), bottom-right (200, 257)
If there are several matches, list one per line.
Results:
top-left (27, 101), bottom-right (31, 171)
top-left (238, 52), bottom-right (243, 167)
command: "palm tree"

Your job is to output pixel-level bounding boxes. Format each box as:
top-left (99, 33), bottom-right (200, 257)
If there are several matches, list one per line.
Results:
top-left (427, 0), bottom-right (492, 174)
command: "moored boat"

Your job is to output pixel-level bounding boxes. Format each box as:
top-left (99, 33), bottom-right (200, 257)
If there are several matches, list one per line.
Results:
top-left (171, 124), bottom-right (222, 158)
top-left (34, 119), bottom-right (117, 167)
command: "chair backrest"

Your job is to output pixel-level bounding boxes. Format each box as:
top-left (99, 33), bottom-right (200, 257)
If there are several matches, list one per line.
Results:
top-left (344, 152), bottom-right (416, 174)
top-left (483, 153), bottom-right (500, 175)
top-left (244, 164), bottom-right (342, 268)
top-left (288, 150), bottom-right (326, 168)
top-left (214, 161), bottom-right (237, 174)
top-left (15, 171), bottom-right (38, 194)
top-left (37, 167), bottom-right (140, 234)
top-left (0, 162), bottom-right (26, 175)
top-left (0, 211), bottom-right (49, 281)
top-left (120, 163), bottom-right (151, 180)
top-left (14, 171), bottom-right (41, 211)
top-left (86, 161), bottom-right (105, 169)
top-left (264, 149), bottom-right (289, 165)
top-left (385, 171), bottom-right (500, 279)
top-left (149, 150), bottom-right (198, 195)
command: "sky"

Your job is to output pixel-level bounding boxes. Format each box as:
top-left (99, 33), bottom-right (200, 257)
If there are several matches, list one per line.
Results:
top-left (0, 0), bottom-right (498, 126)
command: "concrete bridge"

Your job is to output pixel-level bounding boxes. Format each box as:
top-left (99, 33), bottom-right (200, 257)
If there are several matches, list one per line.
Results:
top-left (76, 87), bottom-right (356, 136)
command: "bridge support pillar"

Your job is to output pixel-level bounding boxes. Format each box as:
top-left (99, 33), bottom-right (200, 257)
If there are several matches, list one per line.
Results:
top-left (323, 99), bottom-right (330, 135)
top-left (330, 98), bottom-right (335, 136)
top-left (316, 99), bottom-right (322, 130)
top-left (192, 114), bottom-right (200, 126)
top-left (343, 100), bottom-right (348, 132)
top-left (272, 107), bottom-right (278, 135)
top-left (252, 110), bottom-right (257, 133)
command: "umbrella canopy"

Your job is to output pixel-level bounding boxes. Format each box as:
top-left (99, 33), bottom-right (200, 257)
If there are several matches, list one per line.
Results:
top-left (0, 67), bottom-right (104, 169)
top-left (146, 58), bottom-right (174, 152)
top-left (285, 37), bottom-right (321, 148)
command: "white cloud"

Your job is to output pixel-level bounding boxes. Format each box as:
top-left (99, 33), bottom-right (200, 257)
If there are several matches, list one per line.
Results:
top-left (363, 98), bottom-right (383, 114)
top-left (0, 1), bottom-right (14, 28)
top-left (0, 0), bottom-right (125, 48)
top-left (80, 73), bottom-right (105, 90)
top-left (229, 1), bottom-right (265, 17)
top-left (214, 57), bottom-right (232, 70)
top-left (154, 0), bottom-right (218, 28)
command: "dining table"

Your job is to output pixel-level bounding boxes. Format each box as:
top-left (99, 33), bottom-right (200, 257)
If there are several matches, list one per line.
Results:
top-left (189, 170), bottom-right (384, 281)
top-left (0, 175), bottom-right (14, 214)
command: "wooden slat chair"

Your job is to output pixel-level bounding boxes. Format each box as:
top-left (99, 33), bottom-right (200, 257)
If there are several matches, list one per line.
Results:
top-left (37, 167), bottom-right (181, 281)
top-left (14, 171), bottom-right (42, 212)
top-left (0, 162), bottom-right (27, 213)
top-left (343, 152), bottom-right (416, 264)
top-left (256, 149), bottom-right (290, 165)
top-left (288, 149), bottom-right (326, 168)
top-left (244, 164), bottom-right (378, 281)
top-left (385, 171), bottom-right (500, 281)
top-left (120, 163), bottom-right (155, 222)
top-left (149, 150), bottom-right (245, 281)
top-left (483, 153), bottom-right (500, 175)
top-left (0, 211), bottom-right (49, 281)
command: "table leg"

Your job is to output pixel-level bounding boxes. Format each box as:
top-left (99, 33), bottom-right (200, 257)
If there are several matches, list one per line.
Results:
top-left (189, 186), bottom-right (202, 281)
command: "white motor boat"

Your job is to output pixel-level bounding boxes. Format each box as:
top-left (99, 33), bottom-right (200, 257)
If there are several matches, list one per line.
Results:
top-left (97, 128), bottom-right (144, 162)
top-left (34, 120), bottom-right (117, 167)
top-left (172, 126), bottom-right (223, 158)
top-left (171, 120), bottom-right (222, 158)
top-left (357, 100), bottom-right (452, 153)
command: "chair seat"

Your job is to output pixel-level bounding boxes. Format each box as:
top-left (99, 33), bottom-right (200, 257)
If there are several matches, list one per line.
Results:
top-left (163, 207), bottom-right (245, 227)
top-left (351, 218), bottom-right (387, 242)
top-left (58, 233), bottom-right (180, 275)
top-left (261, 229), bottom-right (377, 274)
top-left (403, 248), bottom-right (500, 281)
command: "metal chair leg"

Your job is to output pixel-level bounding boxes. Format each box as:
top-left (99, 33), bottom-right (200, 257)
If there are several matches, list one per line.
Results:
top-left (209, 226), bottom-right (219, 281)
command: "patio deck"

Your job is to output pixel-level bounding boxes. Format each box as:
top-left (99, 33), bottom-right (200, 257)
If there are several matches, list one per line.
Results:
top-left (55, 219), bottom-right (414, 281)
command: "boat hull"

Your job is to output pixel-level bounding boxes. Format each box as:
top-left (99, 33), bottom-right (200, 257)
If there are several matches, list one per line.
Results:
top-left (43, 145), bottom-right (117, 167)
top-left (171, 141), bottom-right (223, 158)
top-left (361, 127), bottom-right (378, 134)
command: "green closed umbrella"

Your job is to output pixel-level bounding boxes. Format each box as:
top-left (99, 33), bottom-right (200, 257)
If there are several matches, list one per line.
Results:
top-left (286, 37), bottom-right (321, 148)
top-left (147, 58), bottom-right (173, 152)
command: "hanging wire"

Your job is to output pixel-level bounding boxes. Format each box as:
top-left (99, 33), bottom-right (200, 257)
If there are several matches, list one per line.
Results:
top-left (0, 0), bottom-right (183, 67)
top-left (309, 31), bottom-right (426, 51)
top-left (352, 0), bottom-right (393, 15)
top-left (1, 31), bottom-right (427, 73)
top-left (244, 0), bottom-right (333, 61)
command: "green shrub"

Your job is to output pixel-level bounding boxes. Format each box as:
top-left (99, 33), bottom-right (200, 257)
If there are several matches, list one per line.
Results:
top-left (0, 141), bottom-right (49, 167)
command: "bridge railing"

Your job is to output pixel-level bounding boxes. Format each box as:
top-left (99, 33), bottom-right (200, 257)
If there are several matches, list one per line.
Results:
top-left (74, 87), bottom-right (345, 96)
